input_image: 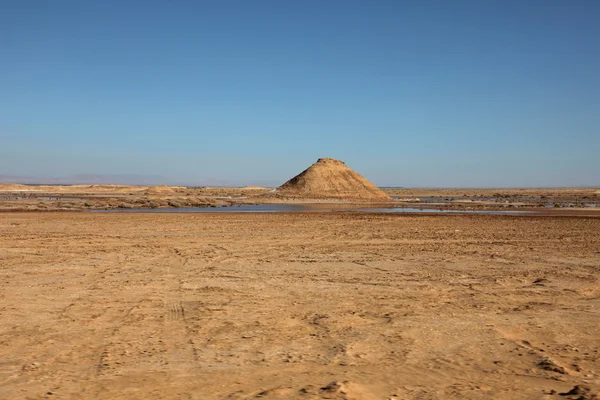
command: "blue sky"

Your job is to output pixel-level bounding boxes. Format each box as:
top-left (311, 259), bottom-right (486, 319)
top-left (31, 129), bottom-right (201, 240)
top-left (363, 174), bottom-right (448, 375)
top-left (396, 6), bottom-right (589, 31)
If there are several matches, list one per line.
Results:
top-left (1, 0), bottom-right (598, 187)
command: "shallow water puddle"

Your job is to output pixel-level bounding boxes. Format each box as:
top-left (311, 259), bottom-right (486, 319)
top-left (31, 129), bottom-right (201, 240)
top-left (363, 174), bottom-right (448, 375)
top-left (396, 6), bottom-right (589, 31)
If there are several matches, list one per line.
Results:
top-left (90, 204), bottom-right (538, 215)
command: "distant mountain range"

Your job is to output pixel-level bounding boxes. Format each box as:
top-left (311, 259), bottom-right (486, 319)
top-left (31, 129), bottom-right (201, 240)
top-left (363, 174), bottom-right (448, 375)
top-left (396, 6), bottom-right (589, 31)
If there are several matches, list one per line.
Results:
top-left (0, 174), bottom-right (280, 188)
top-left (0, 174), bottom-right (180, 185)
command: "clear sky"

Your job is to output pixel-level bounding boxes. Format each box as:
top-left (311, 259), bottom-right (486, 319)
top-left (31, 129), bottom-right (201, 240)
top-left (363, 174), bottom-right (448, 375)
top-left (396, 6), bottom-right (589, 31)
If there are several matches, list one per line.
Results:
top-left (1, 0), bottom-right (599, 187)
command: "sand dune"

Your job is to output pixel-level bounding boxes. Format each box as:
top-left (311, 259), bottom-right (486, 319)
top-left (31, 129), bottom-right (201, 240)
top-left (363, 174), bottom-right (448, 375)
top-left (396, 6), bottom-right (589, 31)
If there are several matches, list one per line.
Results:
top-left (145, 185), bottom-right (176, 194)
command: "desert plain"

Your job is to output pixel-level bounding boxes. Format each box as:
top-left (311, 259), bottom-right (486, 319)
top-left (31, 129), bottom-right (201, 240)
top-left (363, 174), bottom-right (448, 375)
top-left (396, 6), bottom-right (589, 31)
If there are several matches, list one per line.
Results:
top-left (1, 208), bottom-right (599, 399)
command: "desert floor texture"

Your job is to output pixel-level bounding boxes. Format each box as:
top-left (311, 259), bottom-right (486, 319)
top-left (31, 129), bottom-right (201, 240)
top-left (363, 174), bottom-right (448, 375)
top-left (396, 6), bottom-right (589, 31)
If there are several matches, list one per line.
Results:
top-left (1, 212), bottom-right (599, 399)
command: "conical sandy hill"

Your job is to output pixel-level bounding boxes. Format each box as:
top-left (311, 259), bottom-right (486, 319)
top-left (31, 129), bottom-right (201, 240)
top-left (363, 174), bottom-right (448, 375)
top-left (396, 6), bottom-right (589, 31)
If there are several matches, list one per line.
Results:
top-left (276, 158), bottom-right (392, 202)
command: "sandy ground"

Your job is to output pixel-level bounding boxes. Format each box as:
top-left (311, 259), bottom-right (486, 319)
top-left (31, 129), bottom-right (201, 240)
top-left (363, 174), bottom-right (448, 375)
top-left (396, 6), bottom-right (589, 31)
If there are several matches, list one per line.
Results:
top-left (1, 212), bottom-right (599, 399)
top-left (383, 188), bottom-right (600, 198)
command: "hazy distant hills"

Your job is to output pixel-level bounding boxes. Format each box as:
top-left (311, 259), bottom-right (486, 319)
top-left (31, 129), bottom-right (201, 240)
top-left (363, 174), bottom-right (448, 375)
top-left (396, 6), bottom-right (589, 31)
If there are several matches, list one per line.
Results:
top-left (0, 174), bottom-right (280, 187)
top-left (0, 174), bottom-right (179, 186)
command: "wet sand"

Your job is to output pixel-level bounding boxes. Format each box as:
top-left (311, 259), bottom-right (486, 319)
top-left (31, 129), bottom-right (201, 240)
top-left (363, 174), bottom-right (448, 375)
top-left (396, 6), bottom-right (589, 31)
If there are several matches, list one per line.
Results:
top-left (1, 185), bottom-right (598, 213)
top-left (1, 212), bottom-right (599, 399)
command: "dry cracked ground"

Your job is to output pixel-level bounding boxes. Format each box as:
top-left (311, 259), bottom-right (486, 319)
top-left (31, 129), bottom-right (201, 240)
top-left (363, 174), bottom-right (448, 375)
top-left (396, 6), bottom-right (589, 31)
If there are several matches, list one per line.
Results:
top-left (0, 212), bottom-right (599, 399)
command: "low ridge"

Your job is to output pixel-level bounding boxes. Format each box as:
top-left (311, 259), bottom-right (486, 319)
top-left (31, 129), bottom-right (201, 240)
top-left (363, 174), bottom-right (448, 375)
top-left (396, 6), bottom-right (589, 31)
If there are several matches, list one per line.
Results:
top-left (146, 185), bottom-right (175, 194)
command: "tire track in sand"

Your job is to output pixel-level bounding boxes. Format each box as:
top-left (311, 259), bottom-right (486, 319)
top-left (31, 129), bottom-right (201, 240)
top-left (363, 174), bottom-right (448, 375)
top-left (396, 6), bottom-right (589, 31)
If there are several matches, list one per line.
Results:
top-left (161, 248), bottom-right (199, 368)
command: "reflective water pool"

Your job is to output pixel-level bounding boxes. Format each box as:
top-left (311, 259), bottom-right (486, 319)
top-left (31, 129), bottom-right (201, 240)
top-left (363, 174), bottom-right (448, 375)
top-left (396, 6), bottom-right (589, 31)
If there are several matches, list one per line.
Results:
top-left (90, 204), bottom-right (539, 215)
